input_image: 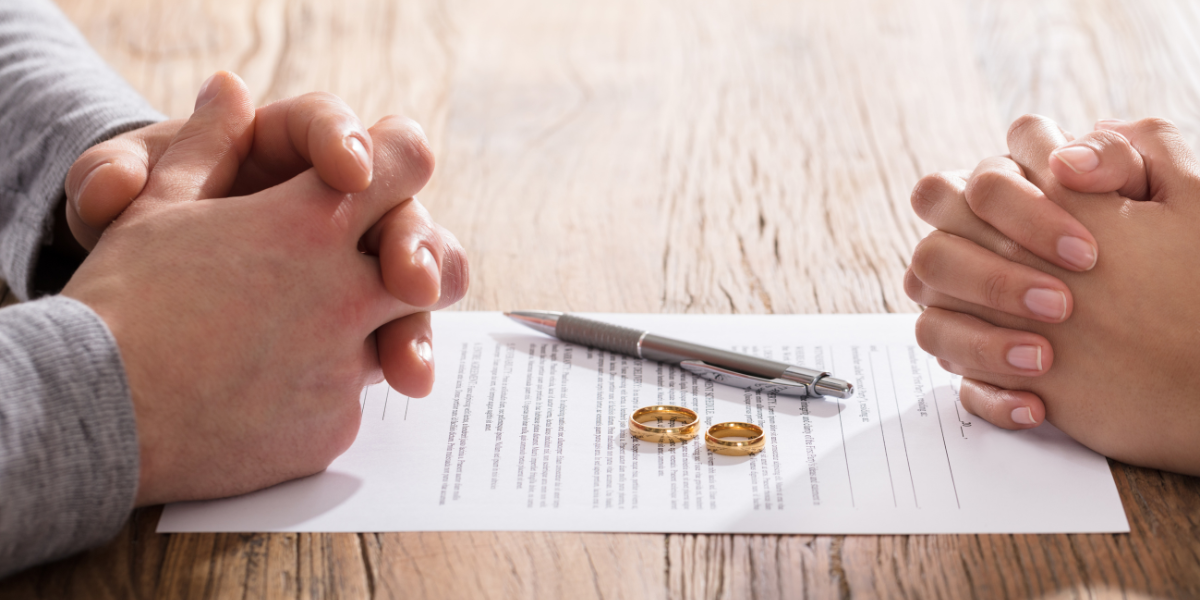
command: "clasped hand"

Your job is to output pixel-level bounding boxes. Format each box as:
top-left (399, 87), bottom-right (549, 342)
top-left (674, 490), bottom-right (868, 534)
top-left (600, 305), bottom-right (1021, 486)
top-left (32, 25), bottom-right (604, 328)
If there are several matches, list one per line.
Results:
top-left (59, 72), bottom-right (469, 505)
top-left (908, 114), bottom-right (1200, 475)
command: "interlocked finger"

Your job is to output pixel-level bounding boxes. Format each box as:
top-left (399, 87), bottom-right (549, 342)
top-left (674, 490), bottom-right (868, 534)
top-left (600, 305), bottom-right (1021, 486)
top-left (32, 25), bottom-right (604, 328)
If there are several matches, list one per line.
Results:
top-left (958, 378), bottom-right (1046, 430)
top-left (910, 231), bottom-right (1072, 323)
top-left (915, 308), bottom-right (1053, 377)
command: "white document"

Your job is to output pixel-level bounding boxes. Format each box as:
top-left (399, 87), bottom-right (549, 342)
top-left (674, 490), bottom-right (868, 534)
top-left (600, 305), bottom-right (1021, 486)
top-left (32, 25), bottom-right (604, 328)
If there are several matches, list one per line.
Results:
top-left (159, 312), bottom-right (1129, 534)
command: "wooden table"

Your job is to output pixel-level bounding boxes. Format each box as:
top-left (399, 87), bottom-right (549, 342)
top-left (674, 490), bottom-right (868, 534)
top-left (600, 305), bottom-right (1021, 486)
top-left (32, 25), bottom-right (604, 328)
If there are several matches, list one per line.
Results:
top-left (3, 0), bottom-right (1200, 597)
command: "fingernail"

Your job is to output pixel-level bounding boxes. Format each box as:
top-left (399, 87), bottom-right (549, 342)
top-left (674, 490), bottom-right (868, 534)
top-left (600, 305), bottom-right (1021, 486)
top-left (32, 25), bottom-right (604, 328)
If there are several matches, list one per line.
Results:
top-left (415, 339), bottom-right (433, 365)
top-left (1011, 407), bottom-right (1038, 425)
top-left (1057, 236), bottom-right (1098, 271)
top-left (414, 246), bottom-right (440, 302)
top-left (1006, 345), bottom-right (1043, 372)
top-left (1025, 288), bottom-right (1067, 321)
top-left (194, 73), bottom-right (220, 110)
top-left (344, 134), bottom-right (371, 174)
top-left (1052, 146), bottom-right (1100, 174)
top-left (1095, 118), bottom-right (1125, 128)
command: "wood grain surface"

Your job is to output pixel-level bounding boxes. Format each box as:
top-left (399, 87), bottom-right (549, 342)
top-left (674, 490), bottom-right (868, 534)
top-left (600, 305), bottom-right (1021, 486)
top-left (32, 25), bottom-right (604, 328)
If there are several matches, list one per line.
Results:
top-left (2, 0), bottom-right (1199, 597)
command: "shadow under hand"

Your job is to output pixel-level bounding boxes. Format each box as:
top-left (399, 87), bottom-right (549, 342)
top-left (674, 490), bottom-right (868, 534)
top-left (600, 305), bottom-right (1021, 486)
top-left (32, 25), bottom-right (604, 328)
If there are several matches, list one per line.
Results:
top-left (161, 471), bottom-right (363, 532)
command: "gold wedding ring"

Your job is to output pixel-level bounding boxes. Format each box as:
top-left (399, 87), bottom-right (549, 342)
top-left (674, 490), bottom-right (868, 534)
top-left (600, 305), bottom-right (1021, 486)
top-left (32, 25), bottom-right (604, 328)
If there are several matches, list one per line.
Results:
top-left (629, 405), bottom-right (700, 443)
top-left (705, 422), bottom-right (766, 456)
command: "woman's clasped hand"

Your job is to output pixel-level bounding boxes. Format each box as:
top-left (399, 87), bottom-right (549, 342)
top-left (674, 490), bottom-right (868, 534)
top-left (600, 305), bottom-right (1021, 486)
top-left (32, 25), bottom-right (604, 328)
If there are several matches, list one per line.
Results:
top-left (907, 114), bottom-right (1200, 476)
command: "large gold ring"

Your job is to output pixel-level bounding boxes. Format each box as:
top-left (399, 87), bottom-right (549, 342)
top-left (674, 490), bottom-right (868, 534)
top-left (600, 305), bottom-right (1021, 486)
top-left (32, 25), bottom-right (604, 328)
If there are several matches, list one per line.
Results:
top-left (705, 422), bottom-right (766, 456)
top-left (629, 405), bottom-right (700, 443)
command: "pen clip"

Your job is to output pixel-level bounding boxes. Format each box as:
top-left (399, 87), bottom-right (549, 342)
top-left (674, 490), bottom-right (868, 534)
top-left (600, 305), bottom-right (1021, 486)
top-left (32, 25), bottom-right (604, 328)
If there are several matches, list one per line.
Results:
top-left (679, 360), bottom-right (812, 397)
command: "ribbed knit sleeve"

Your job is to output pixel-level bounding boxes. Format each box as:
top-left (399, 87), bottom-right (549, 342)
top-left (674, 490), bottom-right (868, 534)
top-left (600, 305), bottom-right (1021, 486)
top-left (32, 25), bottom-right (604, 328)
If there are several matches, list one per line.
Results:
top-left (0, 0), bottom-right (165, 301)
top-left (0, 296), bottom-right (136, 578)
top-left (0, 0), bottom-right (164, 577)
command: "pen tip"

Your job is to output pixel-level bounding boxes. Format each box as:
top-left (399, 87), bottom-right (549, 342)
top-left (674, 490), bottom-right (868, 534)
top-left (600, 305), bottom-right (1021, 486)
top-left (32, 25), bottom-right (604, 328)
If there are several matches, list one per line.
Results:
top-left (503, 311), bottom-right (560, 337)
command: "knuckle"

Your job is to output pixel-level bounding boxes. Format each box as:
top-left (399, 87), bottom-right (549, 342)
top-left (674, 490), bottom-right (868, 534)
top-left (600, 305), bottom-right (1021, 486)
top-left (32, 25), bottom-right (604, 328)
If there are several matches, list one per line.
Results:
top-left (1089, 128), bottom-right (1131, 149)
top-left (936, 358), bottom-right (962, 376)
top-left (377, 116), bottom-right (435, 186)
top-left (1007, 113), bottom-right (1052, 142)
top-left (300, 90), bottom-right (343, 106)
top-left (910, 231), bottom-right (950, 279)
top-left (404, 126), bottom-right (435, 182)
top-left (957, 381), bottom-right (987, 418)
top-left (910, 173), bottom-right (955, 220)
top-left (288, 93), bottom-right (360, 145)
top-left (1136, 117), bottom-right (1179, 137)
top-left (992, 236), bottom-right (1024, 262)
top-left (913, 229), bottom-right (948, 254)
top-left (903, 267), bottom-right (927, 303)
top-left (295, 91), bottom-right (356, 119)
top-left (310, 110), bottom-right (346, 138)
top-left (962, 168), bottom-right (1010, 211)
top-left (913, 311), bottom-right (938, 352)
top-left (437, 229), bottom-right (471, 306)
top-left (969, 331), bottom-right (992, 368)
top-left (962, 381), bottom-right (1019, 426)
top-left (981, 267), bottom-right (1010, 309)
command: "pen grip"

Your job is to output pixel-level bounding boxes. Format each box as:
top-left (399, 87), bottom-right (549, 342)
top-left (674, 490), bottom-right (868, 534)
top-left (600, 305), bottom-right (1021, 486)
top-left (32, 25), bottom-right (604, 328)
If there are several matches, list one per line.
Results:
top-left (556, 314), bottom-right (644, 357)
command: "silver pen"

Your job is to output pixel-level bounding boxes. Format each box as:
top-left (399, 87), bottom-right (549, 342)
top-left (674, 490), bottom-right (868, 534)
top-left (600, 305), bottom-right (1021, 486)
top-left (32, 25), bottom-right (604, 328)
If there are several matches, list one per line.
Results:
top-left (504, 311), bottom-right (853, 399)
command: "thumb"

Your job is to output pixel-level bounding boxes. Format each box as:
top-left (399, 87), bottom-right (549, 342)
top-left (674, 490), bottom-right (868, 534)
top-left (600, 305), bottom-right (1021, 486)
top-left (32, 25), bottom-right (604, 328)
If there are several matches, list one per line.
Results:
top-left (64, 119), bottom-right (185, 249)
top-left (64, 137), bottom-right (150, 249)
top-left (1096, 118), bottom-right (1200, 205)
top-left (137, 71), bottom-right (255, 205)
top-left (1048, 127), bottom-right (1149, 200)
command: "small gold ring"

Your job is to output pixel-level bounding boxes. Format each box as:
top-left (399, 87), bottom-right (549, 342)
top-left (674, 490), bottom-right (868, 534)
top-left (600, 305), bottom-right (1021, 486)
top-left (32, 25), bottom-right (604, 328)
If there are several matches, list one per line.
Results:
top-left (629, 405), bottom-right (700, 443)
top-left (705, 422), bottom-right (766, 456)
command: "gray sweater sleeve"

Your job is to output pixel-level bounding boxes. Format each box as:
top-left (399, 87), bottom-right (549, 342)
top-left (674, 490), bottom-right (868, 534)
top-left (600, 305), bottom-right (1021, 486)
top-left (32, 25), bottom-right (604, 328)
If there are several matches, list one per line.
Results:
top-left (0, 297), bottom-right (136, 578)
top-left (0, 0), bottom-right (165, 301)
top-left (0, 0), bottom-right (165, 578)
